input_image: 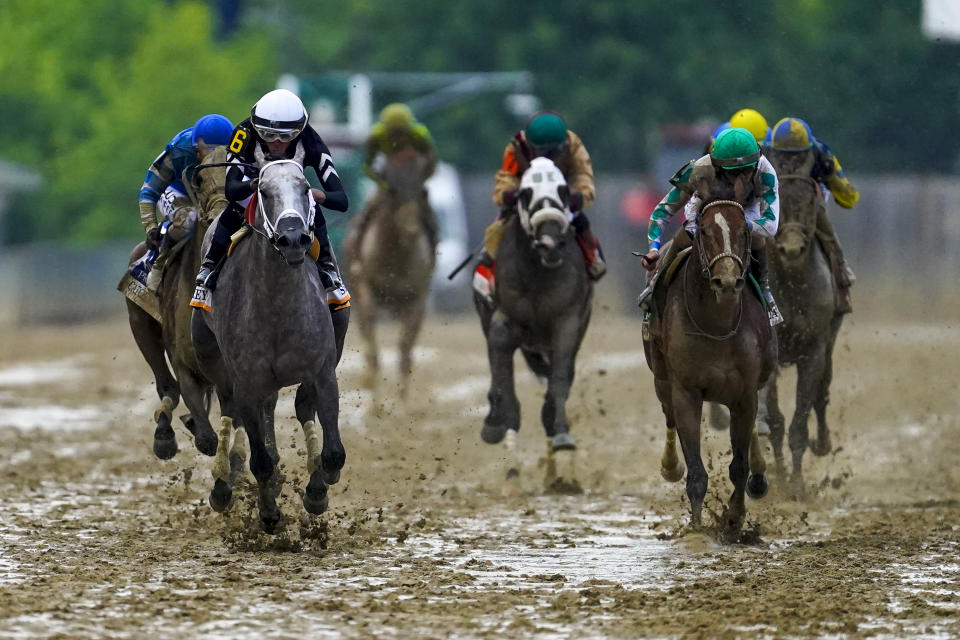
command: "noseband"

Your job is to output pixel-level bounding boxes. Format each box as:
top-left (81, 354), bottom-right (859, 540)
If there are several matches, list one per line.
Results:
top-left (256, 159), bottom-right (313, 241)
top-left (695, 200), bottom-right (751, 280)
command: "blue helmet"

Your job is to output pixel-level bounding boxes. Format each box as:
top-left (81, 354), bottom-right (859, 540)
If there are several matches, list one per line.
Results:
top-left (191, 114), bottom-right (234, 147)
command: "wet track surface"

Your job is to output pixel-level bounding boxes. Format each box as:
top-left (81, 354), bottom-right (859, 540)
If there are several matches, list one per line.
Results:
top-left (1, 311), bottom-right (959, 638)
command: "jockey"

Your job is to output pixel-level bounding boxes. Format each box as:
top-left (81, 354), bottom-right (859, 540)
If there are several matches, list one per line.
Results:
top-left (195, 89), bottom-right (349, 297)
top-left (139, 114), bottom-right (234, 292)
top-left (705, 108), bottom-right (770, 153)
top-left (479, 110), bottom-right (605, 284)
top-left (769, 116), bottom-right (858, 312)
top-left (354, 103), bottom-right (438, 247)
top-left (639, 127), bottom-right (784, 326)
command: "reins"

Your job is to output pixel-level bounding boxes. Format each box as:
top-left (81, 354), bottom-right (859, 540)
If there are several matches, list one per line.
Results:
top-left (683, 200), bottom-right (749, 341)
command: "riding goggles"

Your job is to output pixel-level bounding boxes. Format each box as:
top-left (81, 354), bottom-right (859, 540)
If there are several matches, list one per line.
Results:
top-left (254, 125), bottom-right (302, 143)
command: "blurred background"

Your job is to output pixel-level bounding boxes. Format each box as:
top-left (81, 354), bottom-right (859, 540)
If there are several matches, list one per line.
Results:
top-left (0, 0), bottom-right (958, 324)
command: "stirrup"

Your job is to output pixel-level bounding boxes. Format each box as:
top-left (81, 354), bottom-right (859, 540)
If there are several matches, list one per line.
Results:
top-left (637, 282), bottom-right (655, 311)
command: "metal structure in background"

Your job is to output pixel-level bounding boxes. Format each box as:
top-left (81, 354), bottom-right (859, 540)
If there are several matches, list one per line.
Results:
top-left (923, 0), bottom-right (960, 42)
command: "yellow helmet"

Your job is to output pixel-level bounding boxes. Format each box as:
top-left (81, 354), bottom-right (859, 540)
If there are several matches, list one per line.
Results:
top-left (729, 108), bottom-right (769, 143)
top-left (379, 103), bottom-right (415, 129)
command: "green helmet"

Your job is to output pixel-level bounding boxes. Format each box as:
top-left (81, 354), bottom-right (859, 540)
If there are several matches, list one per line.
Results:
top-left (711, 127), bottom-right (761, 170)
top-left (525, 111), bottom-right (567, 151)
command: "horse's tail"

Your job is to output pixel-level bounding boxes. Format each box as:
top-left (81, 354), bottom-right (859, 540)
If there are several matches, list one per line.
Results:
top-left (521, 347), bottom-right (552, 379)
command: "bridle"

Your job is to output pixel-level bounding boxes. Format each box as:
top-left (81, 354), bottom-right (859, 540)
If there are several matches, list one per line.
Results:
top-left (775, 175), bottom-right (819, 249)
top-left (695, 200), bottom-right (751, 280)
top-left (684, 200), bottom-right (751, 341)
top-left (255, 159), bottom-right (313, 241)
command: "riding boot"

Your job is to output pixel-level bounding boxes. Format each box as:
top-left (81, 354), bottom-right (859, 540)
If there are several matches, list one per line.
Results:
top-left (814, 206), bottom-right (853, 314)
top-left (146, 229), bottom-right (172, 293)
top-left (571, 212), bottom-right (606, 280)
top-left (751, 248), bottom-right (784, 326)
top-left (637, 230), bottom-right (692, 311)
top-left (196, 202), bottom-right (243, 291)
top-left (313, 211), bottom-right (343, 293)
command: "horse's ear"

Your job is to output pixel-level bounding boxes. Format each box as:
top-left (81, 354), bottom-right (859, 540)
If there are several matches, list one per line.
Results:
top-left (696, 178), bottom-right (711, 203)
top-left (518, 187), bottom-right (533, 212)
top-left (557, 184), bottom-right (570, 208)
top-left (293, 141), bottom-right (306, 165)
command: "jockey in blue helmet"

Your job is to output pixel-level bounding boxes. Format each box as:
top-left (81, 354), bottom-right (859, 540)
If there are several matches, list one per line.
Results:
top-left (139, 113), bottom-right (234, 292)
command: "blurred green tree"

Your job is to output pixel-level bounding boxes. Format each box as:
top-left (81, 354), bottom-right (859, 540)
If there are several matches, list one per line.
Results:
top-left (0, 0), bottom-right (272, 244)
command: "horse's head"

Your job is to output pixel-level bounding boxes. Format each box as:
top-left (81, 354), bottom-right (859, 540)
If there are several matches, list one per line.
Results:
top-left (695, 197), bottom-right (751, 304)
top-left (768, 150), bottom-right (820, 268)
top-left (253, 144), bottom-right (313, 265)
top-left (516, 157), bottom-right (572, 269)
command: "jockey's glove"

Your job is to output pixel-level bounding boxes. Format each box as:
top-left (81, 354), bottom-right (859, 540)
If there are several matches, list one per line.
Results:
top-left (501, 188), bottom-right (518, 209)
top-left (146, 227), bottom-right (161, 251)
top-left (569, 191), bottom-right (583, 213)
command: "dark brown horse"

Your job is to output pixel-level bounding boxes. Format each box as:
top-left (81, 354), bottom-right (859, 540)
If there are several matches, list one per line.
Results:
top-left (122, 148), bottom-right (233, 461)
top-left (761, 149), bottom-right (843, 498)
top-left (644, 189), bottom-right (776, 534)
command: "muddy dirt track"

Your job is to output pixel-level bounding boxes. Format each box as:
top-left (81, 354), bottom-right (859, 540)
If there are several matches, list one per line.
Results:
top-left (1, 306), bottom-right (959, 639)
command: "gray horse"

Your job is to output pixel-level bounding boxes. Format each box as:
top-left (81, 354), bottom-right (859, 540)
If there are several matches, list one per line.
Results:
top-left (345, 152), bottom-right (436, 399)
top-left (474, 158), bottom-right (593, 492)
top-left (760, 149), bottom-right (843, 499)
top-left (191, 147), bottom-right (344, 533)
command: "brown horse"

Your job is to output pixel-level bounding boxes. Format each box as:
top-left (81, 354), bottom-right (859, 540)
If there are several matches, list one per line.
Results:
top-left (644, 189), bottom-right (776, 535)
top-left (761, 149), bottom-right (844, 498)
top-left (123, 148), bottom-right (234, 461)
top-left (345, 151), bottom-right (436, 399)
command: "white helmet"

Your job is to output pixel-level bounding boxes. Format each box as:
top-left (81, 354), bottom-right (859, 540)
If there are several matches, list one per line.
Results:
top-left (251, 89), bottom-right (307, 142)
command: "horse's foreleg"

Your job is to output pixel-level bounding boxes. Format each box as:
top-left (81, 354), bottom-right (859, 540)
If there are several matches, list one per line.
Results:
top-left (128, 301), bottom-right (180, 459)
top-left (789, 351), bottom-right (826, 500)
top-left (481, 313), bottom-right (521, 445)
top-left (656, 378), bottom-right (685, 482)
top-left (330, 304), bottom-right (350, 365)
top-left (672, 385), bottom-right (706, 526)
top-left (761, 367), bottom-right (786, 473)
top-left (314, 369), bottom-right (344, 485)
top-left (812, 322), bottom-right (841, 458)
top-left (397, 298), bottom-right (427, 400)
top-left (724, 396), bottom-right (757, 536)
top-left (295, 383), bottom-right (331, 515)
top-left (542, 317), bottom-right (583, 493)
top-left (174, 366), bottom-right (217, 456)
top-left (238, 397), bottom-right (281, 533)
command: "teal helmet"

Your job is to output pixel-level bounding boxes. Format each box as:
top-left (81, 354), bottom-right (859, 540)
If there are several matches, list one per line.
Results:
top-left (525, 111), bottom-right (567, 154)
top-left (711, 127), bottom-right (761, 170)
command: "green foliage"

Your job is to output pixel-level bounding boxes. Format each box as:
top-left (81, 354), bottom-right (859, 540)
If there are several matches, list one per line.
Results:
top-left (0, 0), bottom-right (273, 244)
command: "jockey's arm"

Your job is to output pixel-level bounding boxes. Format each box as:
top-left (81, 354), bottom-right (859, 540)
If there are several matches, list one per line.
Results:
top-left (815, 140), bottom-right (859, 208)
top-left (138, 150), bottom-right (178, 233)
top-left (308, 147), bottom-right (348, 213)
top-left (565, 131), bottom-right (596, 211)
top-left (412, 124), bottom-right (438, 180)
top-left (225, 163), bottom-right (254, 203)
top-left (362, 131), bottom-right (388, 188)
top-left (745, 156), bottom-right (780, 238)
top-left (493, 142), bottom-right (522, 209)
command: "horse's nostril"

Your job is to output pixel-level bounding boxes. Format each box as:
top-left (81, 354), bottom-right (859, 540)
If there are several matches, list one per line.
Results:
top-left (735, 278), bottom-right (745, 290)
top-left (276, 235), bottom-right (290, 248)
top-left (299, 233), bottom-right (312, 248)
top-left (711, 277), bottom-right (723, 289)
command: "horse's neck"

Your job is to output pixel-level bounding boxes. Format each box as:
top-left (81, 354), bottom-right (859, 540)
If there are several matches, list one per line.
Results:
top-left (244, 235), bottom-right (315, 305)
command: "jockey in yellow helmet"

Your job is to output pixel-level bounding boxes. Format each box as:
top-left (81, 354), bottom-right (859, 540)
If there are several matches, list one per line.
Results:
top-left (769, 116), bottom-right (859, 312)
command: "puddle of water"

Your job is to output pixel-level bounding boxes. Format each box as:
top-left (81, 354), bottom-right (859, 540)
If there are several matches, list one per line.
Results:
top-left (0, 405), bottom-right (102, 431)
top-left (0, 356), bottom-right (92, 388)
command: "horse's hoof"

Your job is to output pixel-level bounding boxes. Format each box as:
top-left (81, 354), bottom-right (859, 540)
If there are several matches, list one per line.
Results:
top-left (194, 427), bottom-right (218, 457)
top-left (746, 473), bottom-right (769, 499)
top-left (809, 436), bottom-right (832, 457)
top-left (208, 479), bottom-right (233, 512)
top-left (260, 511), bottom-right (283, 535)
top-left (303, 471), bottom-right (329, 515)
top-left (322, 468), bottom-right (341, 486)
top-left (660, 463), bottom-right (686, 483)
top-left (481, 422), bottom-right (507, 444)
top-left (551, 432), bottom-right (576, 451)
top-left (152, 413), bottom-right (177, 460)
top-left (153, 436), bottom-right (178, 460)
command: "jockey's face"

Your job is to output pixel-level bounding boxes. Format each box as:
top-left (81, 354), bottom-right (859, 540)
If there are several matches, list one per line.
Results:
top-left (266, 139), bottom-right (292, 156)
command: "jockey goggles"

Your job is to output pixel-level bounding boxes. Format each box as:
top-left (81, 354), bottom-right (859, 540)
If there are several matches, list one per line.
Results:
top-left (254, 125), bottom-right (301, 143)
